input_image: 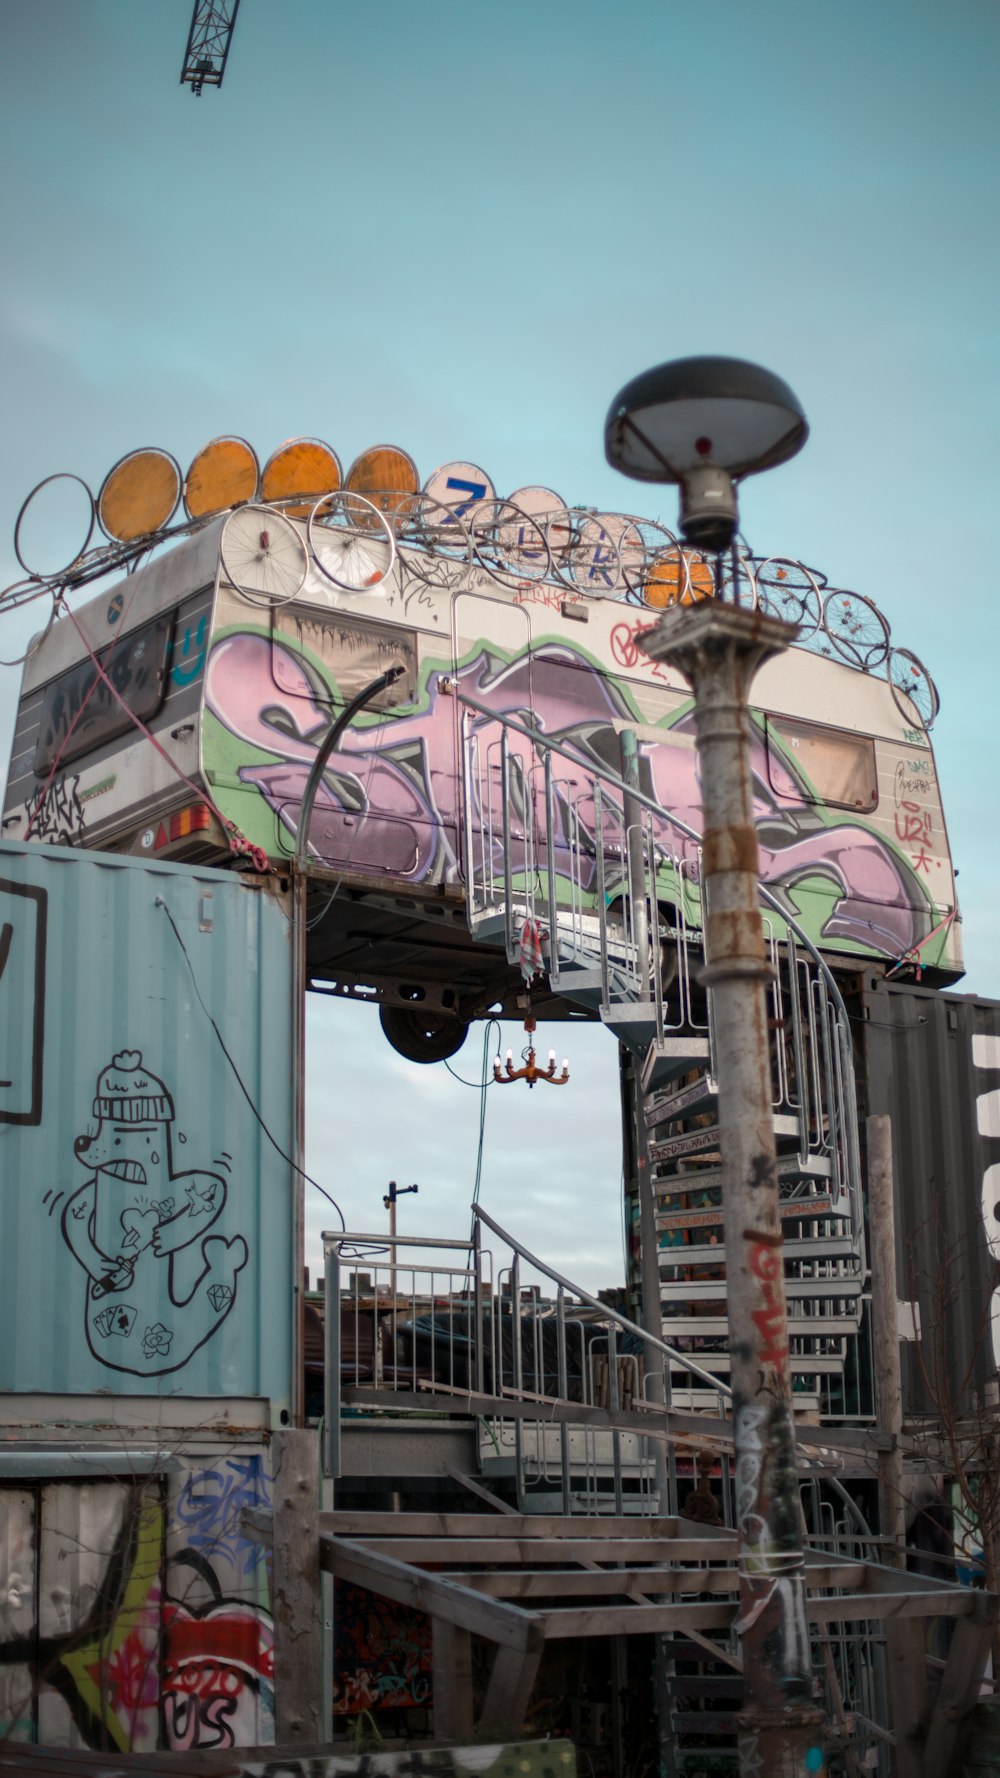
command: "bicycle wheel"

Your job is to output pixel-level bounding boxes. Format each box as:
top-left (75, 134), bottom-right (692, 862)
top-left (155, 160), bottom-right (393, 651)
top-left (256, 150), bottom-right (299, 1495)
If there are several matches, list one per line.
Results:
top-left (618, 517), bottom-right (681, 598)
top-left (641, 546), bottom-right (716, 610)
top-left (221, 506), bottom-right (308, 607)
top-left (822, 589), bottom-right (890, 670)
top-left (889, 648), bottom-right (939, 729)
top-left (754, 557), bottom-right (822, 636)
top-left (471, 500), bottom-right (552, 588)
top-left (551, 510), bottom-right (626, 595)
top-left (387, 494), bottom-right (473, 585)
top-left (307, 491), bottom-right (396, 593)
top-left (14, 473), bottom-right (96, 580)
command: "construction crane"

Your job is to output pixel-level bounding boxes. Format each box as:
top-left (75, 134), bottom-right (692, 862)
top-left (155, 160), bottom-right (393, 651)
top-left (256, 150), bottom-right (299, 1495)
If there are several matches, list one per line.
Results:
top-left (180, 0), bottom-right (241, 96)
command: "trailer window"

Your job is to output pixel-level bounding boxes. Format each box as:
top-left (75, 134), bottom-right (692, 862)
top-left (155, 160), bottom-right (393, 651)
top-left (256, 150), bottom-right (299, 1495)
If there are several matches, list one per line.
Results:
top-left (271, 608), bottom-right (417, 711)
top-left (33, 615), bottom-right (172, 776)
top-left (765, 714), bottom-right (877, 812)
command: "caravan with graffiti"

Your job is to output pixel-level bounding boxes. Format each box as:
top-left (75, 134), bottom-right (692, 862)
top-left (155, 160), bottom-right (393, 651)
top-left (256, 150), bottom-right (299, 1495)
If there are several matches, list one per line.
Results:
top-left (3, 502), bottom-right (961, 1060)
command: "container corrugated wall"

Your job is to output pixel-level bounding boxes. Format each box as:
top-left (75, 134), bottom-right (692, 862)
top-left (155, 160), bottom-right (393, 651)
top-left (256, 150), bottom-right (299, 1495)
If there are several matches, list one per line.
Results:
top-left (861, 976), bottom-right (1000, 1414)
top-left (0, 840), bottom-right (293, 1407)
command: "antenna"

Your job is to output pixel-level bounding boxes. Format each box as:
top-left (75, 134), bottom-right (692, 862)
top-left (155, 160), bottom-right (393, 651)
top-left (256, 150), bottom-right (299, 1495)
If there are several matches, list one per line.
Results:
top-left (180, 0), bottom-right (241, 96)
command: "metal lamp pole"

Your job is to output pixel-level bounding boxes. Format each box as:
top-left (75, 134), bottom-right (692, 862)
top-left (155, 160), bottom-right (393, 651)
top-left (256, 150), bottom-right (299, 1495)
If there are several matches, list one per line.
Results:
top-left (604, 357), bottom-right (826, 1773)
top-left (639, 602), bottom-right (824, 1774)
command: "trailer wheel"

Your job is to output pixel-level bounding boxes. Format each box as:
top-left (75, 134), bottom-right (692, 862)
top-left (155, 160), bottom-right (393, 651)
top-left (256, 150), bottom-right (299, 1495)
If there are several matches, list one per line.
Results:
top-left (379, 1005), bottom-right (469, 1064)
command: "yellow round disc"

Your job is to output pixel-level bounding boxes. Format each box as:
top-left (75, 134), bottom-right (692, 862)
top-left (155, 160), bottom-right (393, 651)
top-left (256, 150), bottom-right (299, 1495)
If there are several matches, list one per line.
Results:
top-left (345, 445), bottom-right (419, 519)
top-left (260, 438), bottom-right (342, 518)
top-left (184, 437), bottom-right (259, 520)
top-left (643, 548), bottom-right (714, 608)
top-left (97, 448), bottom-right (182, 542)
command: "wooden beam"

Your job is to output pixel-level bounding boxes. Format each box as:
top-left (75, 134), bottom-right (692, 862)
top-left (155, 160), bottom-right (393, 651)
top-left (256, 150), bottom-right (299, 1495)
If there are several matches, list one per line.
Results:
top-left (922, 1602), bottom-right (996, 1776)
top-left (479, 1634), bottom-right (545, 1739)
top-left (324, 1507), bottom-right (689, 1539)
top-left (541, 1589), bottom-right (987, 1639)
top-left (446, 1563), bottom-right (866, 1600)
top-left (884, 1617), bottom-right (930, 1778)
top-left (320, 1532), bottom-right (540, 1651)
top-left (443, 1466), bottom-right (519, 1513)
top-left (270, 1429), bottom-right (322, 1743)
top-left (351, 1535), bottom-right (740, 1564)
top-left (432, 1620), bottom-right (475, 1741)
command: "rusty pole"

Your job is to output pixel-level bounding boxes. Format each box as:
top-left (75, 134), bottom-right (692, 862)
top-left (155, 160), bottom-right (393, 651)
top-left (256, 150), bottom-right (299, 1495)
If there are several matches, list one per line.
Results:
top-left (638, 600), bottom-right (826, 1776)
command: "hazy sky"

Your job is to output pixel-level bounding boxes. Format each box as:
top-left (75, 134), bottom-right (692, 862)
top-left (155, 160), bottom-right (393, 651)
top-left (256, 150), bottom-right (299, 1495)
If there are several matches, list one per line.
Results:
top-left (1, 0), bottom-right (997, 1289)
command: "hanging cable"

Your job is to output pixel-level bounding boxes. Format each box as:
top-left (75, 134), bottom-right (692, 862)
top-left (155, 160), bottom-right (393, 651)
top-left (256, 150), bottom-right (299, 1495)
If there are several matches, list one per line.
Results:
top-left (470, 1016), bottom-right (501, 1216)
top-left (45, 595), bottom-right (266, 867)
top-left (156, 896), bottom-right (346, 1229)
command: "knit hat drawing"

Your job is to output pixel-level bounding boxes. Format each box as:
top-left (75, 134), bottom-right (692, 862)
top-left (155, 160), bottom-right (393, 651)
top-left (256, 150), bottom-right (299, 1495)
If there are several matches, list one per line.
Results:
top-left (92, 1051), bottom-right (174, 1124)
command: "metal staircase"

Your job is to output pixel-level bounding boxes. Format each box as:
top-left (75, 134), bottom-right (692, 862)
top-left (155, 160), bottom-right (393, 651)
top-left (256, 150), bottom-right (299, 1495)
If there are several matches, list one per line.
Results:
top-left (456, 696), bottom-right (867, 1420)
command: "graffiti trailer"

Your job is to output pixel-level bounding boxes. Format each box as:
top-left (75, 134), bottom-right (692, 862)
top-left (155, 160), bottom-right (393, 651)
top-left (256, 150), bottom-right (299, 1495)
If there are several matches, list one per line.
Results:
top-left (3, 509), bottom-right (961, 1063)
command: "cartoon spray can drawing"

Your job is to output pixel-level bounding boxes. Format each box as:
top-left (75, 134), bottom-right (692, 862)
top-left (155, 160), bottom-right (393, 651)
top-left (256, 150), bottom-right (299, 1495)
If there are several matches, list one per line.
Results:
top-left (61, 1050), bottom-right (248, 1376)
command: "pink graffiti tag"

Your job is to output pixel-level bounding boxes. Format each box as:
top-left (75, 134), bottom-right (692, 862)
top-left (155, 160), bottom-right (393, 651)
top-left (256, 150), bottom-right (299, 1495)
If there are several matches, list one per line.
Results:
top-left (894, 800), bottom-right (932, 847)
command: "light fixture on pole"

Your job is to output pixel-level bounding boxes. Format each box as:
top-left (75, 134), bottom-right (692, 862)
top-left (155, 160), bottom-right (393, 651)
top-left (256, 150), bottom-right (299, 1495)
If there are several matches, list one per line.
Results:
top-left (606, 357), bottom-right (825, 1776)
top-left (605, 355), bottom-right (807, 555)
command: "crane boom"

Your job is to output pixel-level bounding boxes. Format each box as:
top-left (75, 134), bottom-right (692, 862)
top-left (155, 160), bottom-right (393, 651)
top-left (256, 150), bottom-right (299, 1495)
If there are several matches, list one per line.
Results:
top-left (180, 0), bottom-right (241, 95)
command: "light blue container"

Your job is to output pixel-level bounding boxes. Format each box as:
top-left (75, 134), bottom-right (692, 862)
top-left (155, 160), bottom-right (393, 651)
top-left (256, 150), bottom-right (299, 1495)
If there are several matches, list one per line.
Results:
top-left (0, 840), bottom-right (293, 1408)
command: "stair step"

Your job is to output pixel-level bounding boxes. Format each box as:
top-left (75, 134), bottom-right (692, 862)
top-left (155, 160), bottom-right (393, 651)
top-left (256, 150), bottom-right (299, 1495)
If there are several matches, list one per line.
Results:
top-left (659, 1236), bottom-right (860, 1269)
top-left (602, 999), bottom-right (658, 1023)
top-left (645, 1071), bottom-right (719, 1127)
top-left (659, 1274), bottom-right (863, 1303)
top-left (653, 1154), bottom-right (834, 1201)
top-left (648, 1115), bottom-right (804, 1167)
top-left (642, 1037), bottom-right (712, 1092)
top-left (656, 1195), bottom-right (840, 1235)
top-left (553, 971), bottom-right (605, 1008)
top-left (667, 1676), bottom-right (743, 1699)
top-left (672, 1710), bottom-right (740, 1735)
top-left (468, 909), bottom-right (512, 943)
top-left (658, 1307), bottom-right (862, 1334)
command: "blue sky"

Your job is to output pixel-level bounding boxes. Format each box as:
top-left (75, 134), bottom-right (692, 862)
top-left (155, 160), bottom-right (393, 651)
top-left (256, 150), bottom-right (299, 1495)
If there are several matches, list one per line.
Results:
top-left (1, 0), bottom-right (997, 1289)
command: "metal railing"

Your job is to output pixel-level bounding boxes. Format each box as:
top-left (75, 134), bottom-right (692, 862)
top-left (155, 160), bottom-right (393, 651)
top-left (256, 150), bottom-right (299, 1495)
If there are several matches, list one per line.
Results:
top-left (322, 1211), bottom-right (735, 1507)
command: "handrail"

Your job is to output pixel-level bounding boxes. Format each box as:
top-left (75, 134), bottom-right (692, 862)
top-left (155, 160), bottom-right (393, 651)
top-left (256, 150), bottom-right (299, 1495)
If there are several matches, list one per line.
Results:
top-left (451, 682), bottom-right (858, 1050)
top-left (473, 1202), bottom-right (732, 1403)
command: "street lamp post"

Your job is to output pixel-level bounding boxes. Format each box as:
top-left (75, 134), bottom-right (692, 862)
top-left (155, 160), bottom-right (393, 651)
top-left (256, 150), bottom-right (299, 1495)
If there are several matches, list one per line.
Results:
top-left (605, 358), bottom-right (826, 1775)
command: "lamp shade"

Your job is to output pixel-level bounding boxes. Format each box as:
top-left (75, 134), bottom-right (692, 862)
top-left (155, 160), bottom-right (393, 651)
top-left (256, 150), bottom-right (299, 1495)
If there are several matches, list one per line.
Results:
top-left (605, 356), bottom-right (808, 483)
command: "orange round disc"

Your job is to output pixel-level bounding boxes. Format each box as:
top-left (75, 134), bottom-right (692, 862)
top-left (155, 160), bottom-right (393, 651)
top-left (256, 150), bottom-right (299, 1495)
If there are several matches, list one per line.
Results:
top-left (97, 448), bottom-right (182, 541)
top-left (345, 445), bottom-right (419, 518)
top-left (260, 438), bottom-right (342, 518)
top-left (184, 436), bottom-right (259, 520)
top-left (643, 548), bottom-right (714, 608)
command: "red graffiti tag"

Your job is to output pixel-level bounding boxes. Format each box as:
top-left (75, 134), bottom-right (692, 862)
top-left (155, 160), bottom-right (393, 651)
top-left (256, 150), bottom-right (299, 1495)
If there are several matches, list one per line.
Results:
top-left (747, 1235), bottom-right (789, 1368)
top-left (894, 800), bottom-right (932, 847)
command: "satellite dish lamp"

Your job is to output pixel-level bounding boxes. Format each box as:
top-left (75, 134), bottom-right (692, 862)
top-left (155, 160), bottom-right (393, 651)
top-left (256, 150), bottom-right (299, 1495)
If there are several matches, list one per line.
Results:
top-left (604, 355), bottom-right (808, 552)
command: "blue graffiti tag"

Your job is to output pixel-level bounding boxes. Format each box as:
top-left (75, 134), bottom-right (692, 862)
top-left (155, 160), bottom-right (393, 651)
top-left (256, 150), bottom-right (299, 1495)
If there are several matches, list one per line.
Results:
top-left (171, 616), bottom-right (208, 688)
top-left (174, 1454), bottom-right (272, 1575)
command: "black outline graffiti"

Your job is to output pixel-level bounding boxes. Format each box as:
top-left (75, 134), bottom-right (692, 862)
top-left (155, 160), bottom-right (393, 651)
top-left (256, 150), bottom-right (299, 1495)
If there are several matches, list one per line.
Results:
top-left (59, 1048), bottom-right (248, 1377)
top-left (0, 877), bottom-right (46, 1126)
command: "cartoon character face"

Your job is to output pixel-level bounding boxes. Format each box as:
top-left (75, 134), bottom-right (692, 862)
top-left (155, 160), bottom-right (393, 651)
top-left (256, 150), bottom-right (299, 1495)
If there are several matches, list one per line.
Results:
top-left (74, 1120), bottom-right (168, 1187)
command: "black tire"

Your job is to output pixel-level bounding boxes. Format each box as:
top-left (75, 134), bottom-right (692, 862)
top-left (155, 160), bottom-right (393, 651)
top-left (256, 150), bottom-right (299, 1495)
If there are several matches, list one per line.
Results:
top-left (379, 1004), bottom-right (469, 1064)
